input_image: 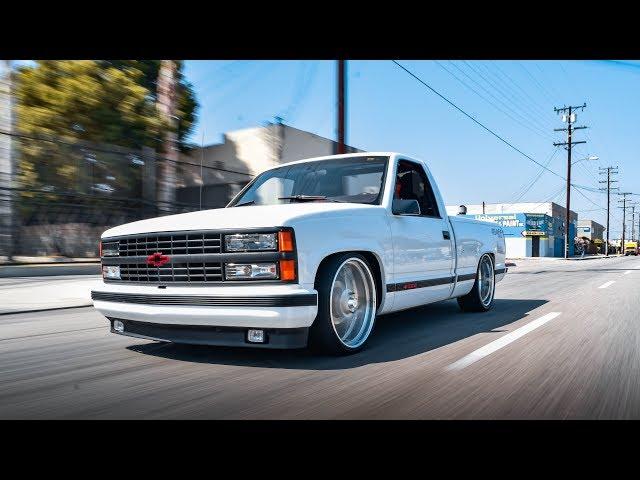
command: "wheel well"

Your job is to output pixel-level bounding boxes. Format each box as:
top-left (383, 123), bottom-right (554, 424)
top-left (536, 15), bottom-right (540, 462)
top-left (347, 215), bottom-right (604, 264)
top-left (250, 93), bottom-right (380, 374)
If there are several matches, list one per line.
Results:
top-left (315, 251), bottom-right (384, 307)
top-left (478, 252), bottom-right (495, 270)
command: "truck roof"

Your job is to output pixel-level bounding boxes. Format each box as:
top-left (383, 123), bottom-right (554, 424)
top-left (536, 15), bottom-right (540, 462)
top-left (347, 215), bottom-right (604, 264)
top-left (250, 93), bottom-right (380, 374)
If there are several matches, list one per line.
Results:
top-left (265, 152), bottom-right (420, 170)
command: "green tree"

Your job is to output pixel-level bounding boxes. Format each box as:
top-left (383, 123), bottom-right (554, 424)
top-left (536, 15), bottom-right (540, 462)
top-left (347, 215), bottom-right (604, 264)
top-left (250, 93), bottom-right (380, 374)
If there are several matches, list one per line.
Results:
top-left (14, 60), bottom-right (198, 192)
top-left (102, 60), bottom-right (198, 151)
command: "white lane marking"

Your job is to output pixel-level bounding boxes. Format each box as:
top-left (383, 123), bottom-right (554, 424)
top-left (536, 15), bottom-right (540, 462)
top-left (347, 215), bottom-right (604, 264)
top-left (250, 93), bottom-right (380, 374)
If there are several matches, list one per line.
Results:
top-left (447, 312), bottom-right (562, 371)
top-left (598, 281), bottom-right (616, 289)
top-left (624, 270), bottom-right (632, 275)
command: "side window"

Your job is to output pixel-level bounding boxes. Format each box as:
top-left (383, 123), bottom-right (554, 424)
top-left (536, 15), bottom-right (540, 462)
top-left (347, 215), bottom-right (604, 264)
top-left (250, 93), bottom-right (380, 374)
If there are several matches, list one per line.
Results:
top-left (394, 160), bottom-right (440, 217)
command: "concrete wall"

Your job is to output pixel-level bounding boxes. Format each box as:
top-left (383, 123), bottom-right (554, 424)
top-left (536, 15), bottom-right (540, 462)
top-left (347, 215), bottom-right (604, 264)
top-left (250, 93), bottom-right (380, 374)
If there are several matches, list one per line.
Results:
top-left (505, 237), bottom-right (528, 258)
top-left (504, 236), bottom-right (556, 258)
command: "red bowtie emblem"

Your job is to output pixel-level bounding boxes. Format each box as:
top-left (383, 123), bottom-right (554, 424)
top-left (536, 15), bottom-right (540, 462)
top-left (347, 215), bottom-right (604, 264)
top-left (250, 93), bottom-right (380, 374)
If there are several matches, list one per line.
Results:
top-left (147, 252), bottom-right (170, 267)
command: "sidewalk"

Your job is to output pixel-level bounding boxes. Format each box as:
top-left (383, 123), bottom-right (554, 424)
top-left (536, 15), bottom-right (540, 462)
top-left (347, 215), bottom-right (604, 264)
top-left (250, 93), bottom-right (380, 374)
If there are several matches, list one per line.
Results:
top-left (506, 254), bottom-right (622, 265)
top-left (0, 275), bottom-right (101, 315)
top-left (0, 256), bottom-right (99, 265)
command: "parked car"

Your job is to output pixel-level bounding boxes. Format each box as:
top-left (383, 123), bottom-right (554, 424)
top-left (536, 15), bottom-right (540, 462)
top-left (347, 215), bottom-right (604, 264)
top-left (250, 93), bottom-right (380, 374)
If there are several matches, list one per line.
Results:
top-left (92, 152), bottom-right (507, 355)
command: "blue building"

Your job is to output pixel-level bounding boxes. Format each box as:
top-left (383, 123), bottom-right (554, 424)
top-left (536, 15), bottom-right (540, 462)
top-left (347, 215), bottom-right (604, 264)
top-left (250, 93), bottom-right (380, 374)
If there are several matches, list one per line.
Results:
top-left (446, 202), bottom-right (578, 258)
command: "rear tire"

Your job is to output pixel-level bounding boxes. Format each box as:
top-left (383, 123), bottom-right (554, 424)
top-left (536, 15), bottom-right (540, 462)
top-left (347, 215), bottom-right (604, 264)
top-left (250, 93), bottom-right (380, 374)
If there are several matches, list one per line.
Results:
top-left (457, 254), bottom-right (495, 312)
top-left (309, 253), bottom-right (377, 355)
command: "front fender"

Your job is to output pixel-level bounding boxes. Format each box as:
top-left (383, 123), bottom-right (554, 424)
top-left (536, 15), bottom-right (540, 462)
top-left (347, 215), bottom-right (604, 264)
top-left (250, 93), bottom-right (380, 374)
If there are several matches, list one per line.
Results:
top-left (289, 212), bottom-right (393, 296)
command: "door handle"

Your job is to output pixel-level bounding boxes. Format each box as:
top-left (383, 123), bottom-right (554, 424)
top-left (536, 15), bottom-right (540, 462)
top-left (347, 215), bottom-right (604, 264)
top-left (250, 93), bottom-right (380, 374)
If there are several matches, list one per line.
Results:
top-left (442, 231), bottom-right (450, 240)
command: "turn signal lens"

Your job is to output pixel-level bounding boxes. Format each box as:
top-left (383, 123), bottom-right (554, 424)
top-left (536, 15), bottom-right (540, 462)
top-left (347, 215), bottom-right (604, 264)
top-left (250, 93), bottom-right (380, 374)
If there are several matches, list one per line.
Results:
top-left (278, 231), bottom-right (294, 252)
top-left (279, 259), bottom-right (296, 281)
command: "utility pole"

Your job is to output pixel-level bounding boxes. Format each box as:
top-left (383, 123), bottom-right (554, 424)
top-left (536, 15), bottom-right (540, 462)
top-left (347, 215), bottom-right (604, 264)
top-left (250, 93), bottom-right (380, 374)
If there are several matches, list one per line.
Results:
top-left (599, 166), bottom-right (618, 256)
top-left (157, 60), bottom-right (178, 214)
top-left (630, 203), bottom-right (638, 242)
top-left (336, 60), bottom-right (346, 154)
top-left (618, 192), bottom-right (632, 254)
top-left (554, 103), bottom-right (587, 259)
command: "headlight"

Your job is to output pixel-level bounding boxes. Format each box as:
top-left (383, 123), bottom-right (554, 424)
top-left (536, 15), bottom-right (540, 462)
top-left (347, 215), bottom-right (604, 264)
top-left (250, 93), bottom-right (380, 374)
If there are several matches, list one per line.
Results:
top-left (101, 241), bottom-right (119, 257)
top-left (225, 233), bottom-right (277, 252)
top-left (102, 265), bottom-right (121, 280)
top-left (225, 263), bottom-right (278, 280)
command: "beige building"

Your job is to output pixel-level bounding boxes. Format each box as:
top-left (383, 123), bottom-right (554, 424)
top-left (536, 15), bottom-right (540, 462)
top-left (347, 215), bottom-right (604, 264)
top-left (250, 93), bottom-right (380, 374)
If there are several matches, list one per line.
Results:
top-left (577, 219), bottom-right (605, 241)
top-left (176, 122), bottom-right (361, 208)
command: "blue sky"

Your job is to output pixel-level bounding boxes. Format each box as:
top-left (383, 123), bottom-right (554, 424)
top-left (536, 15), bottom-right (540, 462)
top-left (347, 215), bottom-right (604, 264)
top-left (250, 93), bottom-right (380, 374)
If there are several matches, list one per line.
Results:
top-left (184, 60), bottom-right (640, 238)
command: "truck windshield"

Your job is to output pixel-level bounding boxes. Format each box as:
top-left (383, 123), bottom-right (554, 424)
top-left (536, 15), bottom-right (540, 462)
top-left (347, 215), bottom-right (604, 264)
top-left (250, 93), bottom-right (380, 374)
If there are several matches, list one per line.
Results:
top-left (229, 156), bottom-right (388, 207)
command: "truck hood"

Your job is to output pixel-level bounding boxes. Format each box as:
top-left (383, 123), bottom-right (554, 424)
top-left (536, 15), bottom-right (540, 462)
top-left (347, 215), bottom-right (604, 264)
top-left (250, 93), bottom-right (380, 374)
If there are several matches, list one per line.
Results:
top-left (102, 202), bottom-right (383, 238)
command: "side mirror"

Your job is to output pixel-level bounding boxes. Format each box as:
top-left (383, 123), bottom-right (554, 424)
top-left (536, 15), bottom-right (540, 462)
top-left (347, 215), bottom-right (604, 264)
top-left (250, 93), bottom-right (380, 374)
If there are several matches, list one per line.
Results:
top-left (392, 199), bottom-right (421, 216)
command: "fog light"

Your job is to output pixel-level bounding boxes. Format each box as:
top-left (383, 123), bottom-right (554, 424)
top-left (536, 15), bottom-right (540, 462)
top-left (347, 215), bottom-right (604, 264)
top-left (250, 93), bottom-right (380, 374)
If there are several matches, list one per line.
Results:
top-left (225, 263), bottom-right (278, 280)
top-left (113, 320), bottom-right (124, 333)
top-left (102, 265), bottom-right (121, 280)
top-left (247, 329), bottom-right (265, 343)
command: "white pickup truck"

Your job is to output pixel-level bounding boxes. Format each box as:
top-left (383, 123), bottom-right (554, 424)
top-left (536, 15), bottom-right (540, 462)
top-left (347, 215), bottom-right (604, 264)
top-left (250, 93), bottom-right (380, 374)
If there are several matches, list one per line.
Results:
top-left (92, 152), bottom-right (506, 354)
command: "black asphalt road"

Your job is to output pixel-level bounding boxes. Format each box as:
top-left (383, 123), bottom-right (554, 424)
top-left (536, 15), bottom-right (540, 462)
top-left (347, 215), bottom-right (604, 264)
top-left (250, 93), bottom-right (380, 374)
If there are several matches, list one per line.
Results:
top-left (2, 256), bottom-right (639, 419)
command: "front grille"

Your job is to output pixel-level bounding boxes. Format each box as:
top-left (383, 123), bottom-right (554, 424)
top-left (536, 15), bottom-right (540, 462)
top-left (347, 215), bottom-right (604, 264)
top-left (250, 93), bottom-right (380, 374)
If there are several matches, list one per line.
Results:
top-left (119, 262), bottom-right (223, 283)
top-left (118, 232), bottom-right (222, 257)
top-left (109, 231), bottom-right (224, 284)
top-left (102, 230), bottom-right (290, 285)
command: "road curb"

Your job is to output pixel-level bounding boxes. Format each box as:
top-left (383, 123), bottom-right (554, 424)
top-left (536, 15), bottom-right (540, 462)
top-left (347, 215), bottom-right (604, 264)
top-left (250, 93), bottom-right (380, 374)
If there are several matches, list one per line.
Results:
top-left (0, 304), bottom-right (94, 317)
top-left (0, 263), bottom-right (101, 278)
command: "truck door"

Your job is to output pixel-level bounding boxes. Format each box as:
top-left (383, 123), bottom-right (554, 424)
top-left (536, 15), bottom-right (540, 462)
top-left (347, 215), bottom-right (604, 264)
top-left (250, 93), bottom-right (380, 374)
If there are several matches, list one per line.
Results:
top-left (389, 159), bottom-right (455, 310)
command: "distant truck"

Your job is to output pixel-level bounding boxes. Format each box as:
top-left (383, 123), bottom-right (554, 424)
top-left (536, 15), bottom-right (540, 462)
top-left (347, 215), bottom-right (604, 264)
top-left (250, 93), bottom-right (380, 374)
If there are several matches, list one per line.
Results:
top-left (624, 241), bottom-right (639, 256)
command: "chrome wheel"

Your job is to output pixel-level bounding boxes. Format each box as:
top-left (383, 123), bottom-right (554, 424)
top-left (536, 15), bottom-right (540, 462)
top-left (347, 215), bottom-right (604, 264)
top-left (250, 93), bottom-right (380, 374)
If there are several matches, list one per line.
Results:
top-left (478, 255), bottom-right (495, 307)
top-left (329, 258), bottom-right (377, 349)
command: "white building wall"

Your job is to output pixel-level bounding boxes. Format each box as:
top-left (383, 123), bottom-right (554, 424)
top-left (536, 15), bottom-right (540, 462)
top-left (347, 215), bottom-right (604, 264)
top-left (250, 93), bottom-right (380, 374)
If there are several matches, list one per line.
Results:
top-left (505, 237), bottom-right (529, 258)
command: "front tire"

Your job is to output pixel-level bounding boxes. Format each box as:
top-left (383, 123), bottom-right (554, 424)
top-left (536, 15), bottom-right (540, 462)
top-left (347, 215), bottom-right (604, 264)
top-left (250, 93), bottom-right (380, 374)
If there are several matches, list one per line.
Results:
top-left (457, 254), bottom-right (495, 312)
top-left (309, 254), bottom-right (377, 355)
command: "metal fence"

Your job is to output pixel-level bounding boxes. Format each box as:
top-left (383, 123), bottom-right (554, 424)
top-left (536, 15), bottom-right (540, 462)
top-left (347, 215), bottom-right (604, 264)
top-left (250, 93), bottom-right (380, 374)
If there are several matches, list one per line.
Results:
top-left (0, 130), bottom-right (250, 259)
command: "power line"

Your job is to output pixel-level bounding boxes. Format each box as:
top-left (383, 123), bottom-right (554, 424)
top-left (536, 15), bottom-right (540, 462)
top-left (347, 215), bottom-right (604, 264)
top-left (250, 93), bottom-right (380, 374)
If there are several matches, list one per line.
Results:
top-left (504, 149), bottom-right (559, 206)
top-left (476, 61), bottom-right (552, 122)
top-left (278, 61), bottom-right (318, 123)
top-left (0, 129), bottom-right (254, 177)
top-left (392, 60), bottom-right (565, 180)
top-left (392, 61), bottom-right (618, 218)
top-left (461, 60), bottom-right (554, 134)
top-left (490, 62), bottom-right (555, 119)
top-left (518, 61), bottom-right (560, 105)
top-left (440, 61), bottom-right (552, 139)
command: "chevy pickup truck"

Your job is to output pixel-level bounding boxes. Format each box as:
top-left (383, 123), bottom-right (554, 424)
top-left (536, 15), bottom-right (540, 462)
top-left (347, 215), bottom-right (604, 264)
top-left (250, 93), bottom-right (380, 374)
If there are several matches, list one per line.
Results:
top-left (92, 152), bottom-right (506, 354)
